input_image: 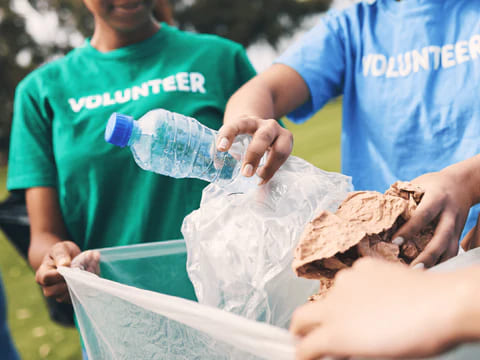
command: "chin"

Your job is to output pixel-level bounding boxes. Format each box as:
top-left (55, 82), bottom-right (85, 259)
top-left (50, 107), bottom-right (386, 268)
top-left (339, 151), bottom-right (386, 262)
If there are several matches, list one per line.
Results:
top-left (110, 13), bottom-right (154, 32)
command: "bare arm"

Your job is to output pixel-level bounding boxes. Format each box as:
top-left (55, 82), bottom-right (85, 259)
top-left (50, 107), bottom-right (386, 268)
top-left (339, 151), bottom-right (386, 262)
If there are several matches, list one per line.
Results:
top-left (223, 64), bottom-right (311, 122)
top-left (27, 187), bottom-right (70, 270)
top-left (218, 64), bottom-right (310, 183)
top-left (27, 187), bottom-right (81, 302)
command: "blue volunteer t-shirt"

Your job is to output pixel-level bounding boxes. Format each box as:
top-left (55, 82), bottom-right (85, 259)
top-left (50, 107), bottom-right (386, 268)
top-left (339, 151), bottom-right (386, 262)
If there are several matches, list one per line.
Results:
top-left (277, 0), bottom-right (480, 236)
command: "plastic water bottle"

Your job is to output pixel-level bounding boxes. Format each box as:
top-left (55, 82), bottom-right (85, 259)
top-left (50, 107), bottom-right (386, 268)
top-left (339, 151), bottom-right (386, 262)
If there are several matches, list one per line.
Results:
top-left (104, 109), bottom-right (245, 185)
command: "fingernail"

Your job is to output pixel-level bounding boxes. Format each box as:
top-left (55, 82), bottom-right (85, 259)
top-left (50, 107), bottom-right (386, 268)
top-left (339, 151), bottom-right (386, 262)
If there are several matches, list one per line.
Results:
top-left (413, 263), bottom-right (425, 270)
top-left (392, 236), bottom-right (404, 246)
top-left (242, 164), bottom-right (254, 177)
top-left (218, 137), bottom-right (229, 151)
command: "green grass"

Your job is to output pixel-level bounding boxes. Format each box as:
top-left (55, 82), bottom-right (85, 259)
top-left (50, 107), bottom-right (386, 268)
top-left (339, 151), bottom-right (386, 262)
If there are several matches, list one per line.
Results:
top-left (287, 98), bottom-right (342, 172)
top-left (0, 168), bottom-right (82, 359)
top-left (0, 99), bottom-right (342, 359)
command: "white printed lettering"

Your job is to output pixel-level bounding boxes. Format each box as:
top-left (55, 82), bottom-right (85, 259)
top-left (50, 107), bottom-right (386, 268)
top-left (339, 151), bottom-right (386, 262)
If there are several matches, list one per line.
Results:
top-left (85, 95), bottom-right (102, 110)
top-left (132, 83), bottom-right (150, 100)
top-left (441, 44), bottom-right (456, 68)
top-left (412, 48), bottom-right (429, 72)
top-left (190, 73), bottom-right (206, 93)
top-left (148, 79), bottom-right (162, 94)
top-left (455, 41), bottom-right (470, 64)
top-left (68, 71), bottom-right (208, 112)
top-left (115, 89), bottom-right (131, 104)
top-left (428, 46), bottom-right (441, 70)
top-left (469, 35), bottom-right (480, 60)
top-left (398, 52), bottom-right (411, 77)
top-left (371, 55), bottom-right (387, 77)
top-left (163, 76), bottom-right (177, 91)
top-left (386, 57), bottom-right (399, 78)
top-left (176, 72), bottom-right (190, 91)
top-left (103, 92), bottom-right (116, 106)
top-left (68, 97), bottom-right (85, 113)
top-left (359, 35), bottom-right (480, 79)
top-left (362, 55), bottom-right (373, 76)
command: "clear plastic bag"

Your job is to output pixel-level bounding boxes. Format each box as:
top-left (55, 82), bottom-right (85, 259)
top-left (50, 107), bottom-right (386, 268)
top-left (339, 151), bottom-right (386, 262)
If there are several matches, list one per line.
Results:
top-left (60, 243), bottom-right (480, 360)
top-left (181, 156), bottom-right (353, 327)
top-left (59, 240), bottom-right (295, 360)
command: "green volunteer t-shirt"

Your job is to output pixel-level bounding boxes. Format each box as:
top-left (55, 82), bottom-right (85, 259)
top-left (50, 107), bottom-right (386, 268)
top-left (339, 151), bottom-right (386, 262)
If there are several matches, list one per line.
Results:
top-left (7, 23), bottom-right (256, 250)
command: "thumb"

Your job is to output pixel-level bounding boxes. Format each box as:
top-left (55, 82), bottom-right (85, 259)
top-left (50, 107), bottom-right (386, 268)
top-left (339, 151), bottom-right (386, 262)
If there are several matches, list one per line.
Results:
top-left (51, 243), bottom-right (74, 267)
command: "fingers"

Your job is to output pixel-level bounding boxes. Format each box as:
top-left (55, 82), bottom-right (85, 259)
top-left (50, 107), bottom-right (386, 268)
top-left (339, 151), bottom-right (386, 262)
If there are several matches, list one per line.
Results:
top-left (296, 327), bottom-right (331, 360)
top-left (42, 282), bottom-right (68, 299)
top-left (439, 238), bottom-right (459, 263)
top-left (241, 119), bottom-right (284, 175)
top-left (410, 212), bottom-right (457, 268)
top-left (392, 194), bottom-right (442, 242)
top-left (55, 292), bottom-right (72, 304)
top-left (217, 116), bottom-right (293, 182)
top-left (72, 250), bottom-right (101, 275)
top-left (290, 302), bottom-right (324, 337)
top-left (257, 130), bottom-right (293, 183)
top-left (217, 116), bottom-right (262, 151)
top-left (51, 244), bottom-right (72, 267)
top-left (36, 241), bottom-right (82, 301)
top-left (35, 266), bottom-right (64, 286)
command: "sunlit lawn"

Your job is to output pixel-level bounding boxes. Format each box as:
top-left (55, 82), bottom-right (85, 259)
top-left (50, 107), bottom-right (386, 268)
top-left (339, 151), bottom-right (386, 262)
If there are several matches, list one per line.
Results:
top-left (0, 99), bottom-right (341, 359)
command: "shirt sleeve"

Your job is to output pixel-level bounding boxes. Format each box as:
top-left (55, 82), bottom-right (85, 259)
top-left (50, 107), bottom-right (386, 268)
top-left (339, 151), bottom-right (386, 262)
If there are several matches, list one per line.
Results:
top-left (7, 77), bottom-right (57, 190)
top-left (275, 10), bottom-right (346, 124)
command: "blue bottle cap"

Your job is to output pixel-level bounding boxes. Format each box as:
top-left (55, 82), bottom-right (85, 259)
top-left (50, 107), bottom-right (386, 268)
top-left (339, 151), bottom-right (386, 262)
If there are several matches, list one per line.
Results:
top-left (105, 113), bottom-right (134, 148)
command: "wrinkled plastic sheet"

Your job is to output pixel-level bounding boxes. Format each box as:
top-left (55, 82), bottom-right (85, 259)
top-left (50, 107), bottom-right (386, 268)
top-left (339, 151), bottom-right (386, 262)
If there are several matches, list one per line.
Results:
top-left (182, 156), bottom-right (353, 327)
top-left (59, 240), bottom-right (294, 360)
top-left (60, 243), bottom-right (480, 360)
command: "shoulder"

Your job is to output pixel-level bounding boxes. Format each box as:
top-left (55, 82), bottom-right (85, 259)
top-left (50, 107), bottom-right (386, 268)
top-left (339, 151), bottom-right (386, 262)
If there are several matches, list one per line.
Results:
top-left (322, 1), bottom-right (378, 28)
top-left (305, 1), bottom-right (378, 46)
top-left (16, 49), bottom-right (80, 97)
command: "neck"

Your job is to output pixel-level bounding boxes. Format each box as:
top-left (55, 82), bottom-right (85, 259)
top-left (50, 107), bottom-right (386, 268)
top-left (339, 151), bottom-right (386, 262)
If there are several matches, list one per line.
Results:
top-left (90, 18), bottom-right (160, 52)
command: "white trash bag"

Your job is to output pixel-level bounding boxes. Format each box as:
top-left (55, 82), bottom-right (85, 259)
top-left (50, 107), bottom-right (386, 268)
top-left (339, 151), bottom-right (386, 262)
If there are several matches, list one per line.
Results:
top-left (182, 155), bottom-right (353, 327)
top-left (59, 246), bottom-right (480, 360)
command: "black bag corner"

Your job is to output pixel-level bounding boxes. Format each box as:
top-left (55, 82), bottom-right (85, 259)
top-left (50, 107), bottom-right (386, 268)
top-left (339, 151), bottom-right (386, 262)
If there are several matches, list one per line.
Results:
top-left (0, 191), bottom-right (75, 327)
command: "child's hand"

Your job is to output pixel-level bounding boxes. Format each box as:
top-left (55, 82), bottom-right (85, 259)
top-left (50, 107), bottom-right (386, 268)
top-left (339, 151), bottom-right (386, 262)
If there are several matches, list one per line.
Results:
top-left (290, 258), bottom-right (468, 360)
top-left (216, 115), bottom-right (293, 184)
top-left (35, 241), bottom-right (81, 303)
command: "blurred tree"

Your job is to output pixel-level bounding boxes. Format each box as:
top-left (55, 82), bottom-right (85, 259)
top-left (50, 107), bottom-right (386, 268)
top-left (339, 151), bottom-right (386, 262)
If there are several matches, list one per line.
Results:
top-left (29, 0), bottom-right (331, 48)
top-left (0, 1), bottom-right (45, 158)
top-left (173, 0), bottom-right (332, 48)
top-left (0, 0), bottom-right (331, 155)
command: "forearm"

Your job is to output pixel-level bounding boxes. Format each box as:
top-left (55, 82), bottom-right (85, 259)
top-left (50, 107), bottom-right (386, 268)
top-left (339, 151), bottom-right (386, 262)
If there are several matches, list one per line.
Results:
top-left (442, 154), bottom-right (480, 206)
top-left (224, 64), bottom-right (310, 123)
top-left (26, 187), bottom-right (70, 271)
top-left (224, 78), bottom-right (277, 123)
top-left (28, 232), bottom-right (64, 271)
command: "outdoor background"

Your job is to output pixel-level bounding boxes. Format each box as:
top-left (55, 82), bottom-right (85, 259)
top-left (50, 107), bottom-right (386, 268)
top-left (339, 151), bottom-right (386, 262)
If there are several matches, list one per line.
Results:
top-left (0, 0), bottom-right (349, 358)
top-left (0, 104), bottom-right (342, 359)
